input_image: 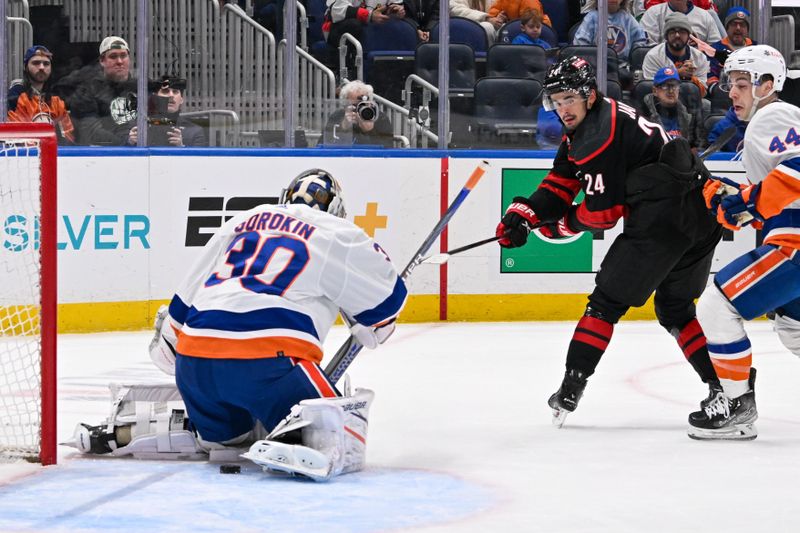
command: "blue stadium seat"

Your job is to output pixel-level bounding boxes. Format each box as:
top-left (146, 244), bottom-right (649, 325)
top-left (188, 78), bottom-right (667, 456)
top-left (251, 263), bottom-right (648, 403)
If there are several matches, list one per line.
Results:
top-left (306, 0), bottom-right (330, 61)
top-left (415, 42), bottom-right (476, 94)
top-left (541, 0), bottom-right (571, 44)
top-left (486, 43), bottom-right (548, 81)
top-left (430, 17), bottom-right (489, 56)
top-left (472, 77), bottom-right (544, 147)
top-left (364, 18), bottom-right (419, 99)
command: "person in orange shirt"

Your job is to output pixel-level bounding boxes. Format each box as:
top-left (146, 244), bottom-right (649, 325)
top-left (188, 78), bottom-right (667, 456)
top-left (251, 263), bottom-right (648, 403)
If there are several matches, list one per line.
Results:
top-left (7, 45), bottom-right (75, 144)
top-left (488, 0), bottom-right (551, 28)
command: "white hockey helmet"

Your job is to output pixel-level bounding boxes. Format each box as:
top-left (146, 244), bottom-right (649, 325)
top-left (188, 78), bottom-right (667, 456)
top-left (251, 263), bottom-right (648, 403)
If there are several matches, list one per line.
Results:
top-left (280, 169), bottom-right (346, 218)
top-left (723, 44), bottom-right (787, 92)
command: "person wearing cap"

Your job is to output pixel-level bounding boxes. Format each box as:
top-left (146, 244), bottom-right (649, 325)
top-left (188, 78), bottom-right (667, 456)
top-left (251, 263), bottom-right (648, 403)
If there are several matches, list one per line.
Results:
top-left (132, 75), bottom-right (206, 147)
top-left (640, 0), bottom-right (721, 45)
top-left (7, 45), bottom-right (75, 144)
top-left (69, 36), bottom-right (139, 146)
top-left (642, 11), bottom-right (710, 97)
top-left (697, 7), bottom-right (757, 92)
top-left (642, 66), bottom-right (703, 149)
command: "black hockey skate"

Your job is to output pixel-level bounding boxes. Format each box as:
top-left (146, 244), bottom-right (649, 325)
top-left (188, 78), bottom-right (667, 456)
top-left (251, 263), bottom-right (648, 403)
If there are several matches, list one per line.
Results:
top-left (688, 368), bottom-right (757, 441)
top-left (700, 380), bottom-right (724, 410)
top-left (548, 368), bottom-right (588, 428)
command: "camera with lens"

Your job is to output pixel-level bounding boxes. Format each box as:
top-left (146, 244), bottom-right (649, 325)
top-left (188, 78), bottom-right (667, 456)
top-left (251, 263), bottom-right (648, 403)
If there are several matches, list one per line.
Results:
top-left (354, 95), bottom-right (379, 121)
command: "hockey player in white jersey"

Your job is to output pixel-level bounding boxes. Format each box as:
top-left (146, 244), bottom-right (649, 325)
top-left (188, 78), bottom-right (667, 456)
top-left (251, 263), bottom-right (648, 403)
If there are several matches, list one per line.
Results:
top-left (68, 169), bottom-right (407, 481)
top-left (688, 45), bottom-right (800, 440)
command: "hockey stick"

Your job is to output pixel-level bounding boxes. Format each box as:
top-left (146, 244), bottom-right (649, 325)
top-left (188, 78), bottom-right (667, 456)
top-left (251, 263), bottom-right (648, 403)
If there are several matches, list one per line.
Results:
top-left (324, 161), bottom-right (490, 383)
top-left (698, 126), bottom-right (736, 160)
top-left (423, 132), bottom-right (738, 267)
top-left (421, 234), bottom-right (503, 264)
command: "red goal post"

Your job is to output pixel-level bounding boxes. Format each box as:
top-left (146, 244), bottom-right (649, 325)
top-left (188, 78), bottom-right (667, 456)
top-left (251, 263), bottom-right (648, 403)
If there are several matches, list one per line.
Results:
top-left (0, 123), bottom-right (57, 465)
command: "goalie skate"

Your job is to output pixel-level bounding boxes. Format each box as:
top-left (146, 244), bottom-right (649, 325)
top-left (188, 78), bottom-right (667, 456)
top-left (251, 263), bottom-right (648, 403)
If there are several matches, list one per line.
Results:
top-left (242, 440), bottom-right (333, 482)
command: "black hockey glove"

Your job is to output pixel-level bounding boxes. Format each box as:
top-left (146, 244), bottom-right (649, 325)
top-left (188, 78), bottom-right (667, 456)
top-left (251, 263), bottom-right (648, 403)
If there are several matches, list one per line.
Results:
top-left (496, 196), bottom-right (540, 248)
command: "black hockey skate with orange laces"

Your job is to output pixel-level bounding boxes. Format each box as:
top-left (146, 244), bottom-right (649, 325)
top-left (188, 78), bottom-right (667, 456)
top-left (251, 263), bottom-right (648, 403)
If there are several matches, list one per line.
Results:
top-left (688, 368), bottom-right (757, 441)
top-left (548, 368), bottom-right (588, 428)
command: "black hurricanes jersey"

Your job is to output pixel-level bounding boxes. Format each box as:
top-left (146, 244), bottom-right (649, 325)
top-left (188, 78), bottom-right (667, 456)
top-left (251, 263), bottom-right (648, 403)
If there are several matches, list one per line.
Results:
top-left (532, 97), bottom-right (669, 230)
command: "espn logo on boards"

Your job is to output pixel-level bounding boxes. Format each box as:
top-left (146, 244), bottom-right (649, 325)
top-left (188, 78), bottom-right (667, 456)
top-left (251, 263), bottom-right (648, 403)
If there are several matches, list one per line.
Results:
top-left (185, 196), bottom-right (278, 247)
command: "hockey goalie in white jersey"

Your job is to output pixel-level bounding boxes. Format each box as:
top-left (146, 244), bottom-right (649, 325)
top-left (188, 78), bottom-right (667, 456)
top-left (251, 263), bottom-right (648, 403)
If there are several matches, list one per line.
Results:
top-left (67, 169), bottom-right (407, 481)
top-left (688, 45), bottom-right (800, 440)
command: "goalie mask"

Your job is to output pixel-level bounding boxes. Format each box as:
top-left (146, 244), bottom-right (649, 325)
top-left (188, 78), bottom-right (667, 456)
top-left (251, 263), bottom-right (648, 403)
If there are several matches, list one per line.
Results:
top-left (542, 56), bottom-right (597, 111)
top-left (280, 169), bottom-right (346, 218)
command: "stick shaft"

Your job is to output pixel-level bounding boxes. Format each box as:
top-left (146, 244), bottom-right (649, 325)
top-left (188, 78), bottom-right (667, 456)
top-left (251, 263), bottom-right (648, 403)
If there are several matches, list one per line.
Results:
top-left (324, 161), bottom-right (489, 383)
top-left (699, 126), bottom-right (736, 160)
top-left (442, 234), bottom-right (502, 256)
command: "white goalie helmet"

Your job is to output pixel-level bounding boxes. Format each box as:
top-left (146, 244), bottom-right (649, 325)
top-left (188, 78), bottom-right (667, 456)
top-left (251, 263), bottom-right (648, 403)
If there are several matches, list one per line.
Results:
top-left (280, 168), bottom-right (346, 218)
top-left (723, 44), bottom-right (787, 93)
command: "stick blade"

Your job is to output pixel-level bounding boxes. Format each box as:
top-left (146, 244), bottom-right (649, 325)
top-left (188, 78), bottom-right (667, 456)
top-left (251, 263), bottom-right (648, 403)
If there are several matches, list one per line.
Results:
top-left (422, 253), bottom-right (450, 265)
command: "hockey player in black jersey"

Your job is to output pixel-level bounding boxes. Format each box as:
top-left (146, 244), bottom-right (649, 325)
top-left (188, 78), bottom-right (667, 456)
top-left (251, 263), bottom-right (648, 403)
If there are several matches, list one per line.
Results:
top-left (496, 56), bottom-right (723, 427)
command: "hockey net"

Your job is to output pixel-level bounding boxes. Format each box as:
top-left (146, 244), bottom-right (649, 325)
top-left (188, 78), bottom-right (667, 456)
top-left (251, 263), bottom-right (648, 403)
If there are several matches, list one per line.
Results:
top-left (0, 124), bottom-right (57, 465)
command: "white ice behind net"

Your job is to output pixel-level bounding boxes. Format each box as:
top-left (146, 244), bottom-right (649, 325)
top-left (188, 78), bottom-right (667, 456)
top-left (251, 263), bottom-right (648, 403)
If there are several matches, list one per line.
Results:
top-left (0, 139), bottom-right (42, 462)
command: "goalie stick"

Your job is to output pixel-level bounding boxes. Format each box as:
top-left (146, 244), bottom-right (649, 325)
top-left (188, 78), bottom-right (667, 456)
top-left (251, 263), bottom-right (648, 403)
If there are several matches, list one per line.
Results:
top-left (424, 130), bottom-right (740, 266)
top-left (324, 161), bottom-right (490, 383)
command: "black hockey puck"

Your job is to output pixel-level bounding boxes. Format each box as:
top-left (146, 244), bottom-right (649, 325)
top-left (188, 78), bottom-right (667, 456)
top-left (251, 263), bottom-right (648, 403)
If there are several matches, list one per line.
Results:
top-left (219, 464), bottom-right (241, 474)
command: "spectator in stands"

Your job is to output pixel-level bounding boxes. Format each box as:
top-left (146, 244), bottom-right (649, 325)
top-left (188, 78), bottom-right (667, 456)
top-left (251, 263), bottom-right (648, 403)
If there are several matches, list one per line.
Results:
top-left (7, 45), bottom-right (75, 145)
top-left (640, 0), bottom-right (725, 36)
top-left (449, 0), bottom-right (506, 44)
top-left (69, 36), bottom-right (138, 146)
top-left (642, 66), bottom-right (703, 149)
top-left (488, 0), bottom-right (551, 28)
top-left (511, 9), bottom-right (551, 48)
top-left (642, 12), bottom-right (709, 97)
top-left (403, 0), bottom-right (440, 42)
top-left (128, 76), bottom-right (206, 147)
top-left (640, 0), bottom-right (721, 45)
top-left (324, 0), bottom-right (402, 49)
top-left (706, 105), bottom-right (746, 153)
top-left (694, 7), bottom-right (755, 93)
top-left (321, 80), bottom-right (394, 147)
top-left (572, 0), bottom-right (646, 87)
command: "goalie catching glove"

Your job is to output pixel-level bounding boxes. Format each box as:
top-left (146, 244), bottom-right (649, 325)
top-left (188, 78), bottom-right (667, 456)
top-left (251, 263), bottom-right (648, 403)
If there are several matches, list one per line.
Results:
top-left (496, 197), bottom-right (540, 248)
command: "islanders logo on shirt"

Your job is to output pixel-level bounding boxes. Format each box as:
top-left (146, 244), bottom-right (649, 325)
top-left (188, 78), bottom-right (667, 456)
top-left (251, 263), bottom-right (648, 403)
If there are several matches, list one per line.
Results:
top-left (606, 25), bottom-right (627, 56)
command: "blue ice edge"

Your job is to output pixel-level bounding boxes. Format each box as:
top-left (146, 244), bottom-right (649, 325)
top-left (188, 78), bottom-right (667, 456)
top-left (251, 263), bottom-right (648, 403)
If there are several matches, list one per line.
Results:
top-left (0, 459), bottom-right (494, 533)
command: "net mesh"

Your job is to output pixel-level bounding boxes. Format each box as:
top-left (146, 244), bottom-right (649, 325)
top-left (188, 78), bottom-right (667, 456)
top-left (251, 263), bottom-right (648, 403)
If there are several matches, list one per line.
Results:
top-left (0, 139), bottom-right (43, 462)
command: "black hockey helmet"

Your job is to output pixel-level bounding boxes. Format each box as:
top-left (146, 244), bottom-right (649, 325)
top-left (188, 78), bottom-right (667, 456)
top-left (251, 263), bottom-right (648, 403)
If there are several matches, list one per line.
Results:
top-left (542, 56), bottom-right (597, 110)
top-left (280, 168), bottom-right (347, 218)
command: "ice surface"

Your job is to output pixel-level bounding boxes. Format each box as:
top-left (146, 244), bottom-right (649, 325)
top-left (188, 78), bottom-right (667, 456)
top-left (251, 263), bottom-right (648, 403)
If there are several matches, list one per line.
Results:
top-left (1, 321), bottom-right (798, 533)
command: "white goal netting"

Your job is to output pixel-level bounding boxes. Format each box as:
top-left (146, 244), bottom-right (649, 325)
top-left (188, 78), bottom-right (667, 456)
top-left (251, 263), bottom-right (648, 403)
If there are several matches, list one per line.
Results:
top-left (0, 138), bottom-right (46, 463)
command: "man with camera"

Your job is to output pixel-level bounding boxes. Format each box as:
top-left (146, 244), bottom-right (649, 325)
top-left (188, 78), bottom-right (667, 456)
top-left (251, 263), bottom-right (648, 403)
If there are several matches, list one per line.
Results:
top-left (321, 80), bottom-right (394, 147)
top-left (69, 36), bottom-right (139, 146)
top-left (127, 76), bottom-right (206, 147)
